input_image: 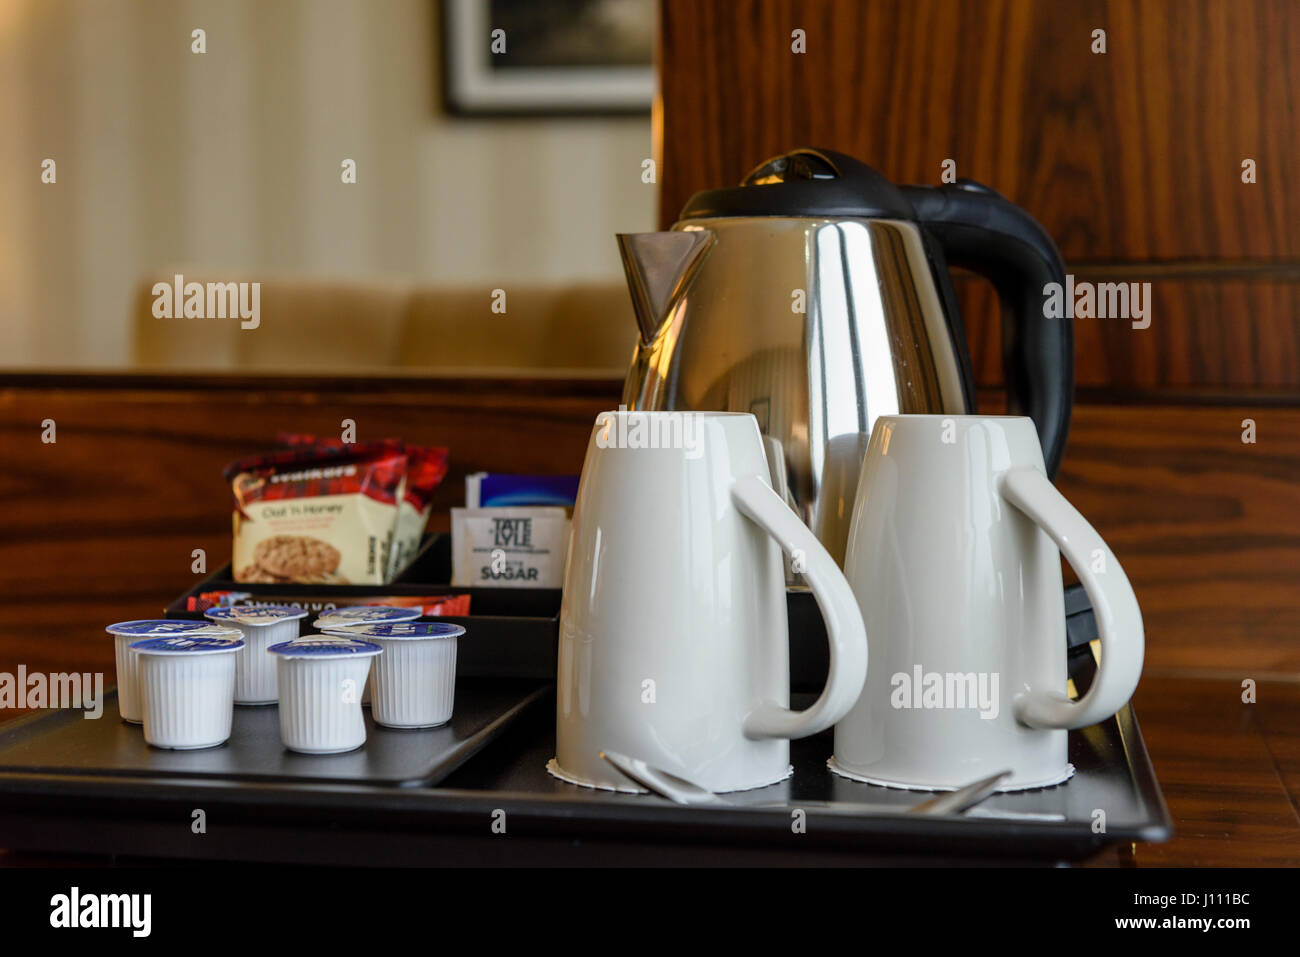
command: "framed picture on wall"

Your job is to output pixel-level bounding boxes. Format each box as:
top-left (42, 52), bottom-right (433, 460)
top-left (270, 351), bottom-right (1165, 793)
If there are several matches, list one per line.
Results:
top-left (442, 0), bottom-right (654, 115)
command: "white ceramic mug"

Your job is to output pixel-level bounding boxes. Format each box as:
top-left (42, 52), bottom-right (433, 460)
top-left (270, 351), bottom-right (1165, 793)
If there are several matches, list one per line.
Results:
top-left (832, 415), bottom-right (1144, 791)
top-left (549, 410), bottom-right (868, 793)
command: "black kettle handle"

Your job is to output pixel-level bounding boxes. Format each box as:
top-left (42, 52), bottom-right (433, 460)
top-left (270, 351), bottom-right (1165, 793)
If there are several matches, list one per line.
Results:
top-left (900, 181), bottom-right (1073, 478)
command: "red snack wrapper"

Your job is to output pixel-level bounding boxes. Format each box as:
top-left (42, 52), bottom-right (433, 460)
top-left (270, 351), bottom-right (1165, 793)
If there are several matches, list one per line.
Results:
top-left (223, 442), bottom-right (407, 585)
top-left (389, 445), bottom-right (449, 578)
top-left (188, 591), bottom-right (471, 617)
top-left (274, 433), bottom-right (448, 580)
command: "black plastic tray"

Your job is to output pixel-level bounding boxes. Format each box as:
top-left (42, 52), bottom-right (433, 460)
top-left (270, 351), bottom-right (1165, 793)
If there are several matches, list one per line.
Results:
top-left (0, 686), bottom-right (1169, 865)
top-left (448, 695), bottom-right (1171, 846)
top-left (0, 680), bottom-right (548, 788)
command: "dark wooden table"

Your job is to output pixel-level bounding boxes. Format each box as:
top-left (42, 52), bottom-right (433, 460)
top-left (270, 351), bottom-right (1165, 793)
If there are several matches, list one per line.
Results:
top-left (1086, 676), bottom-right (1300, 866)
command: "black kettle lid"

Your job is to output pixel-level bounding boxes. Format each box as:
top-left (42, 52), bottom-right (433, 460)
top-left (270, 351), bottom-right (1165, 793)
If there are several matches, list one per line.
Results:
top-left (678, 148), bottom-right (915, 220)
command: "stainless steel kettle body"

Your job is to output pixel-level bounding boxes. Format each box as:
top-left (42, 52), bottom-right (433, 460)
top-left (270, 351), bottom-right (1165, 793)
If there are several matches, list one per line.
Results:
top-left (619, 148), bottom-right (1072, 565)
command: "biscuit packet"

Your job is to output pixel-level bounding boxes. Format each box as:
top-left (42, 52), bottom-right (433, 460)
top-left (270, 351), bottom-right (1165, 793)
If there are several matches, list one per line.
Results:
top-left (276, 434), bottom-right (448, 581)
top-left (224, 442), bottom-right (406, 585)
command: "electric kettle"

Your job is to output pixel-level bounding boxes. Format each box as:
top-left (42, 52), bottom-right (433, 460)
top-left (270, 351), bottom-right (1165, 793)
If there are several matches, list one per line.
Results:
top-left (618, 147), bottom-right (1072, 564)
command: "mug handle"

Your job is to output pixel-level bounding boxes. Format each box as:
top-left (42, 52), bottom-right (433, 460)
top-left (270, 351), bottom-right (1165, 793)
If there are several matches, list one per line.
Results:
top-left (999, 467), bottom-right (1145, 730)
top-left (730, 475), bottom-right (869, 740)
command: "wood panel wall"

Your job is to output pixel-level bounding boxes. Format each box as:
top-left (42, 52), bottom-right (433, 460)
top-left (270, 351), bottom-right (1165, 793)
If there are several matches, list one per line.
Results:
top-left (657, 0), bottom-right (1300, 395)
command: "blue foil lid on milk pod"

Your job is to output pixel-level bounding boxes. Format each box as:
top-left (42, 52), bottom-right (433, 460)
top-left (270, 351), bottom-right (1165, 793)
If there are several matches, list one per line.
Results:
top-left (205, 605), bottom-right (308, 626)
top-left (268, 637), bottom-right (383, 658)
top-left (107, 619), bottom-right (241, 638)
top-left (313, 606), bottom-right (421, 630)
top-left (325, 622), bottom-right (466, 641)
top-left (129, 635), bottom-right (244, 655)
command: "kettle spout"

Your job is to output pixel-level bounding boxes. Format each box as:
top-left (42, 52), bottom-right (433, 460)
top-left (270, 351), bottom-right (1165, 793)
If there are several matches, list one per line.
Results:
top-left (617, 230), bottom-right (715, 345)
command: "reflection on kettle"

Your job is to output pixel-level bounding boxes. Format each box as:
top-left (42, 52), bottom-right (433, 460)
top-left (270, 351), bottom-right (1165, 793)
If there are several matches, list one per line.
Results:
top-left (618, 147), bottom-right (1073, 565)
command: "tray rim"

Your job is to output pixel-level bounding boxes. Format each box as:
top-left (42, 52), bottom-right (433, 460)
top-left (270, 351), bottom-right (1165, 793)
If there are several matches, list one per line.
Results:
top-left (0, 698), bottom-right (1173, 861)
top-left (0, 683), bottom-right (551, 789)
